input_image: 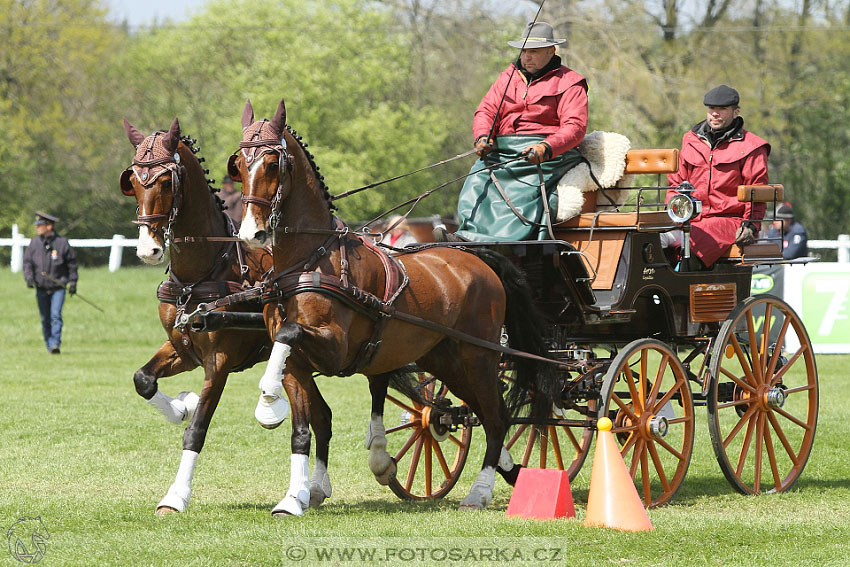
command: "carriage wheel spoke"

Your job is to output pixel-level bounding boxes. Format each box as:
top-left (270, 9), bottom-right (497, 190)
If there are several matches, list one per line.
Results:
top-left (722, 404), bottom-right (758, 448)
top-left (522, 427), bottom-right (538, 465)
top-left (745, 309), bottom-right (764, 384)
top-left (730, 334), bottom-right (759, 386)
top-left (647, 440), bottom-right (670, 493)
top-left (550, 426), bottom-right (566, 469)
top-left (773, 406), bottom-right (812, 431)
top-left (394, 428), bottom-right (423, 461)
top-left (404, 435), bottom-right (425, 491)
top-left (753, 413), bottom-right (766, 492)
top-left (763, 421), bottom-right (782, 489)
top-left (432, 438), bottom-right (452, 481)
top-left (765, 316), bottom-right (791, 379)
top-left (386, 421), bottom-right (417, 435)
top-left (386, 394), bottom-right (417, 415)
top-left (628, 439), bottom-right (644, 478)
top-left (769, 344), bottom-right (808, 387)
top-left (448, 433), bottom-right (466, 448)
top-left (505, 424), bottom-right (529, 450)
top-left (539, 428), bottom-right (549, 468)
top-left (719, 365), bottom-right (757, 394)
top-left (624, 364), bottom-right (643, 415)
top-left (767, 412), bottom-right (801, 466)
top-left (640, 445), bottom-right (651, 505)
top-left (735, 412), bottom-right (759, 477)
top-left (718, 397), bottom-right (755, 410)
top-left (655, 436), bottom-right (685, 461)
top-left (647, 354), bottom-right (668, 407)
top-left (424, 437), bottom-right (433, 497)
top-left (612, 393), bottom-right (639, 421)
top-left (760, 303), bottom-right (773, 370)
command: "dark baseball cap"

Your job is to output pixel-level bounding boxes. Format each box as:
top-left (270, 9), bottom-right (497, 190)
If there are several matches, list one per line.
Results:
top-left (704, 85), bottom-right (740, 107)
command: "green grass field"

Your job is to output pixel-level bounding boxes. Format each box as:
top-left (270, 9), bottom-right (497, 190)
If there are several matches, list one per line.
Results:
top-left (1, 267), bottom-right (849, 567)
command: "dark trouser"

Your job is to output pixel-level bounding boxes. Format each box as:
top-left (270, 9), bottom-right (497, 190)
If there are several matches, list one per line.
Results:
top-left (36, 288), bottom-right (65, 351)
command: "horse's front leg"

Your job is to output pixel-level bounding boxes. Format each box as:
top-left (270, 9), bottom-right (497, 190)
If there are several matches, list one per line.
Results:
top-left (365, 374), bottom-right (396, 485)
top-left (255, 324), bottom-right (303, 429)
top-left (134, 340), bottom-right (199, 425)
top-left (272, 366), bottom-right (314, 517)
top-left (156, 351), bottom-right (231, 515)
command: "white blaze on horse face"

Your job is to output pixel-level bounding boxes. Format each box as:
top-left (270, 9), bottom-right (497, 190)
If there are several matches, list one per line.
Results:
top-left (238, 161), bottom-right (271, 248)
top-left (137, 225), bottom-right (164, 264)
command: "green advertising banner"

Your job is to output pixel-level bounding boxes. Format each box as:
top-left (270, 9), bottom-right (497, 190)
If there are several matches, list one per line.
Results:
top-left (802, 272), bottom-right (850, 345)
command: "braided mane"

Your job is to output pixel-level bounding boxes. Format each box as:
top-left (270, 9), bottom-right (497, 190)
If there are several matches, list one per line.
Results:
top-left (286, 125), bottom-right (337, 212)
top-left (180, 134), bottom-right (226, 213)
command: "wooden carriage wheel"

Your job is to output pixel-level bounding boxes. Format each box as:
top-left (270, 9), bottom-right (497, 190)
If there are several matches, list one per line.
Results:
top-left (707, 295), bottom-right (818, 494)
top-left (598, 338), bottom-right (695, 508)
top-left (384, 373), bottom-right (472, 500)
top-left (501, 364), bottom-right (593, 480)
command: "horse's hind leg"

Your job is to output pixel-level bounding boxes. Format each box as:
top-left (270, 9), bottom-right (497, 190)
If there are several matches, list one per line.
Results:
top-left (307, 380), bottom-right (333, 508)
top-left (365, 374), bottom-right (396, 485)
top-left (156, 354), bottom-right (230, 515)
top-left (134, 340), bottom-right (199, 425)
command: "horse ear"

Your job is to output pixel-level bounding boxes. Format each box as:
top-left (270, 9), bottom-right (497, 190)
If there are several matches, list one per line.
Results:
top-left (242, 99), bottom-right (254, 130)
top-left (270, 98), bottom-right (286, 138)
top-left (119, 169), bottom-right (136, 196)
top-left (227, 154), bottom-right (242, 182)
top-left (123, 118), bottom-right (145, 148)
top-left (162, 117), bottom-right (181, 153)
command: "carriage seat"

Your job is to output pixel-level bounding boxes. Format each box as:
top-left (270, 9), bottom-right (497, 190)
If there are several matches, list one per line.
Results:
top-left (554, 149), bottom-right (680, 289)
top-left (720, 184), bottom-right (784, 260)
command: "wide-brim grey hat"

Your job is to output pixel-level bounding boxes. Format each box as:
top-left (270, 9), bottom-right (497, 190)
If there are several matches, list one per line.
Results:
top-left (507, 22), bottom-right (566, 49)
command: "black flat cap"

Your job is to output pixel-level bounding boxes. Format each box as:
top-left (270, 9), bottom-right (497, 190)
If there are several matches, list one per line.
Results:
top-left (776, 202), bottom-right (794, 219)
top-left (704, 85), bottom-right (739, 107)
top-left (34, 211), bottom-right (59, 225)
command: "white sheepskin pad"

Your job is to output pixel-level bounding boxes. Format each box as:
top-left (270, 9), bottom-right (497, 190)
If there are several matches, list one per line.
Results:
top-left (555, 131), bottom-right (632, 221)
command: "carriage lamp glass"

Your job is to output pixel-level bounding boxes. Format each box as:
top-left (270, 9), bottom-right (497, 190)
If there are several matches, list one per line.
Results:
top-left (667, 194), bottom-right (701, 223)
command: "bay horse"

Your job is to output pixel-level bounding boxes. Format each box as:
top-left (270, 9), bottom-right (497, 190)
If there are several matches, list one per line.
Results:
top-left (230, 99), bottom-right (556, 515)
top-left (119, 118), bottom-right (281, 514)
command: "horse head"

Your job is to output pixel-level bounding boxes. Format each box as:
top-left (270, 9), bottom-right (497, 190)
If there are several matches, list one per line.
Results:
top-left (119, 117), bottom-right (202, 264)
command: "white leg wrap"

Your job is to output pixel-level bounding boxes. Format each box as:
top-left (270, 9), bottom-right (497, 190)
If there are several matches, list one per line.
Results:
top-left (366, 415), bottom-right (395, 485)
top-left (272, 454), bottom-right (310, 516)
top-left (147, 389), bottom-right (188, 424)
top-left (255, 342), bottom-right (291, 428)
top-left (498, 447), bottom-right (515, 472)
top-left (459, 467), bottom-right (496, 510)
top-left (309, 460), bottom-right (332, 508)
top-left (157, 450), bottom-right (198, 513)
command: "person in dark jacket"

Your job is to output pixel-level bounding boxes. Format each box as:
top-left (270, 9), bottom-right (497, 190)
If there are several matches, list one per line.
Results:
top-left (220, 175), bottom-right (243, 229)
top-left (23, 212), bottom-right (78, 354)
top-left (767, 202), bottom-right (808, 259)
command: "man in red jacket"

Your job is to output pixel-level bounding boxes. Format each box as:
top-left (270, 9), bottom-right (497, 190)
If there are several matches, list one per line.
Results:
top-left (666, 85), bottom-right (770, 269)
top-left (436, 21), bottom-right (588, 242)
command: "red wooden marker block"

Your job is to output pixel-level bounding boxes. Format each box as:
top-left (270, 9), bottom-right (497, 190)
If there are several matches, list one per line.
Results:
top-left (505, 468), bottom-right (575, 520)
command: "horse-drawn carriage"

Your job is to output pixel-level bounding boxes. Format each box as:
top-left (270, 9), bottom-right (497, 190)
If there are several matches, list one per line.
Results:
top-left (122, 101), bottom-right (817, 515)
top-left (379, 148), bottom-right (818, 508)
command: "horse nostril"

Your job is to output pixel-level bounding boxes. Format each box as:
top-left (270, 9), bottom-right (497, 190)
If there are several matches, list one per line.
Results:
top-left (255, 230), bottom-right (267, 242)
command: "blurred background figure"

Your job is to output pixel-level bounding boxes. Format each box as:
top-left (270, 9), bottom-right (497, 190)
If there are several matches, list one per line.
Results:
top-left (220, 175), bottom-right (243, 228)
top-left (23, 211), bottom-right (78, 354)
top-left (380, 214), bottom-right (417, 248)
top-left (767, 202), bottom-right (808, 259)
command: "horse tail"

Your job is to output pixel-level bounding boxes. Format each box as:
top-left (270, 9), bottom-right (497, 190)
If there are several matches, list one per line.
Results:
top-left (472, 248), bottom-right (557, 425)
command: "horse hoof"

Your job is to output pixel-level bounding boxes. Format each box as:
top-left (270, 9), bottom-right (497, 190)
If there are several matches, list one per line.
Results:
top-left (373, 460), bottom-right (397, 486)
top-left (457, 502), bottom-right (484, 511)
top-left (255, 395), bottom-right (290, 428)
top-left (177, 391), bottom-right (200, 422)
top-left (309, 481), bottom-right (332, 508)
top-left (155, 506), bottom-right (179, 516)
top-left (272, 493), bottom-right (308, 517)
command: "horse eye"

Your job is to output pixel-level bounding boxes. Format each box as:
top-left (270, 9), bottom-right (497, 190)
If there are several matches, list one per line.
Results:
top-left (162, 179), bottom-right (172, 189)
top-left (268, 161), bottom-right (279, 172)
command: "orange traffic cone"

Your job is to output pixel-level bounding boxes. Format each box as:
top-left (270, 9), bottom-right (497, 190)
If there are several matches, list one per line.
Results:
top-left (584, 417), bottom-right (654, 531)
top-left (506, 467), bottom-right (575, 520)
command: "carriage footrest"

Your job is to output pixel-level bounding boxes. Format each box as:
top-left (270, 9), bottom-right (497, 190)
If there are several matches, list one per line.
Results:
top-left (191, 311), bottom-right (267, 332)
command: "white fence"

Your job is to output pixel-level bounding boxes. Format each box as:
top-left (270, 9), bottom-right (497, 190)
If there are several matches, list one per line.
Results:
top-left (1, 224), bottom-right (138, 273)
top-left (3, 223), bottom-right (850, 272)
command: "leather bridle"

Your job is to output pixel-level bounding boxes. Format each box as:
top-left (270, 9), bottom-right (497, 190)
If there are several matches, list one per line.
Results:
top-left (127, 133), bottom-right (187, 250)
top-left (235, 130), bottom-right (294, 234)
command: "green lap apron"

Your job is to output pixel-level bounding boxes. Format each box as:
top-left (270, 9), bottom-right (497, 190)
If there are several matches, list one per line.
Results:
top-left (455, 135), bottom-right (583, 242)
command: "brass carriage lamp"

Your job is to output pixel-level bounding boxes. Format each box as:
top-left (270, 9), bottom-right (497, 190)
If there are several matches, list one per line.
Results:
top-left (667, 182), bottom-right (702, 259)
